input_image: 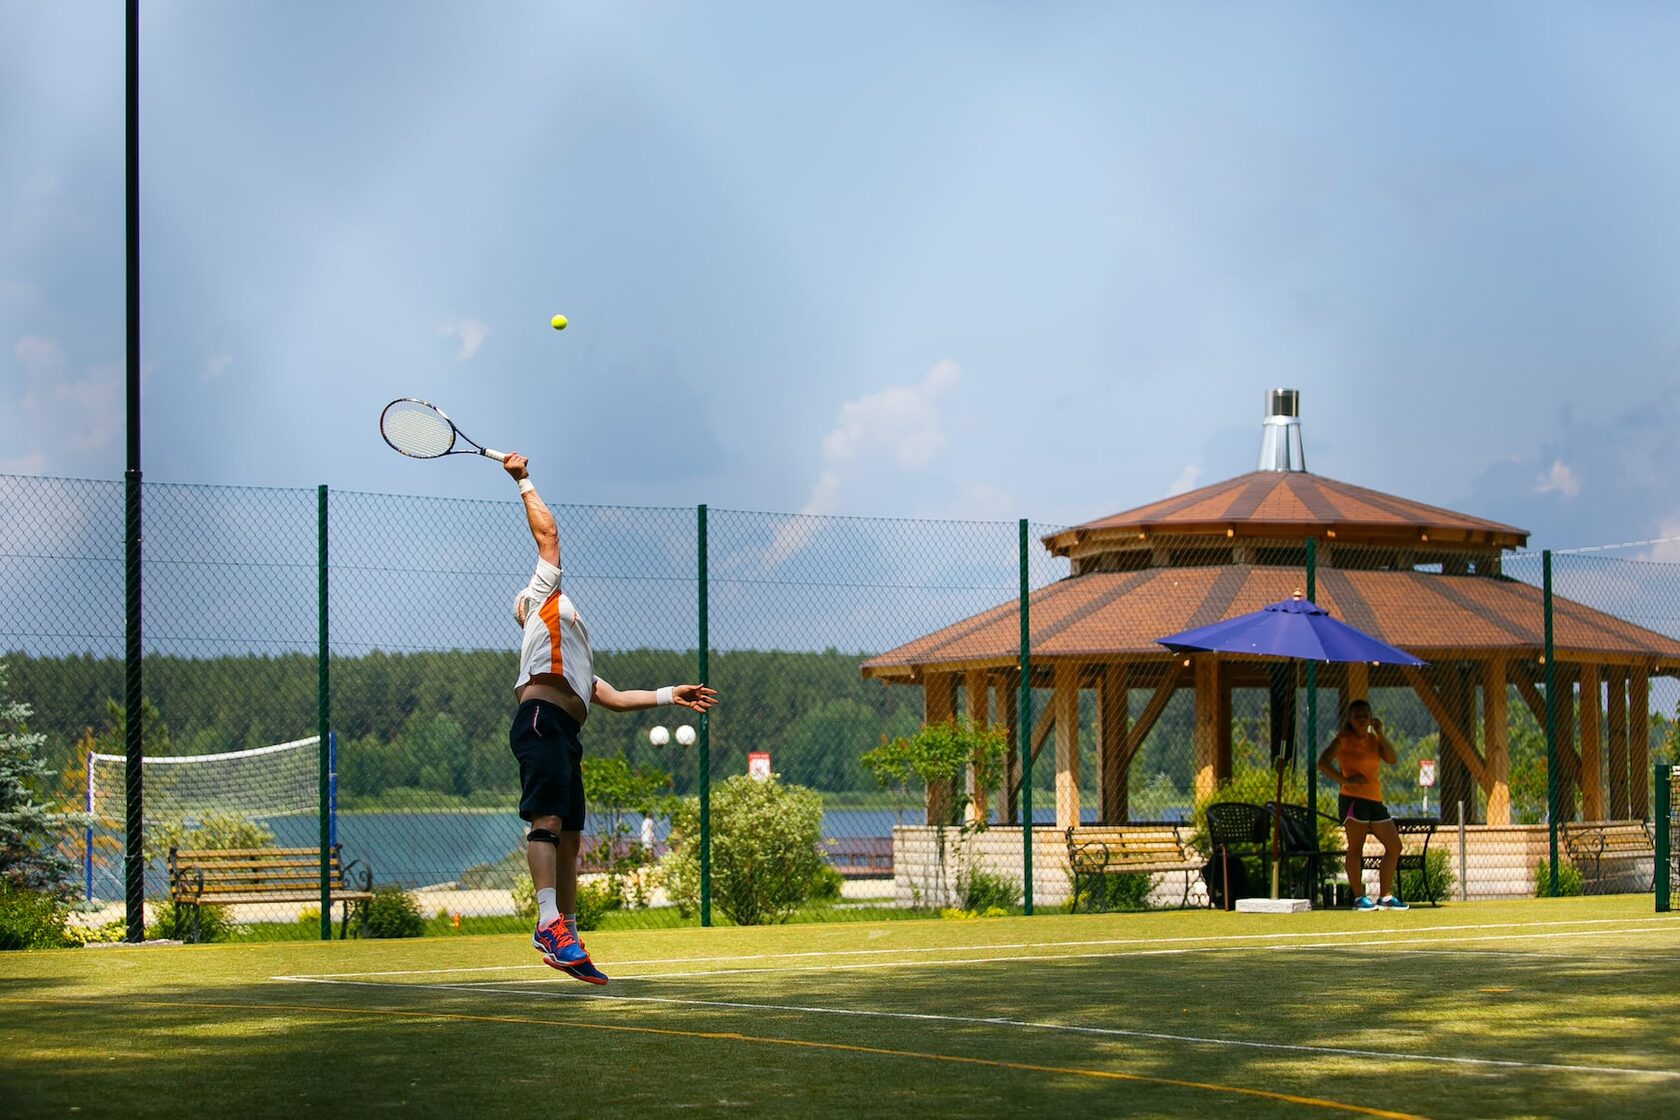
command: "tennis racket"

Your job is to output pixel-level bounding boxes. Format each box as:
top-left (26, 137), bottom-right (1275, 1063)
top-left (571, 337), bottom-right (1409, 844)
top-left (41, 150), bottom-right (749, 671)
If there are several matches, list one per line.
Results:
top-left (379, 398), bottom-right (507, 462)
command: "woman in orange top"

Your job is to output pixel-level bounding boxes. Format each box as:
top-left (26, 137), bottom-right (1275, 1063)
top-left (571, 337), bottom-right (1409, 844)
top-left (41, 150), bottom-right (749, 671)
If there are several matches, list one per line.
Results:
top-left (1317, 699), bottom-right (1408, 911)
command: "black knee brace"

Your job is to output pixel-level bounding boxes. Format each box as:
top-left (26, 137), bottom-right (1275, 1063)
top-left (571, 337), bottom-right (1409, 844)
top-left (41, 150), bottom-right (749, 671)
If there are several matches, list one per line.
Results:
top-left (527, 828), bottom-right (562, 848)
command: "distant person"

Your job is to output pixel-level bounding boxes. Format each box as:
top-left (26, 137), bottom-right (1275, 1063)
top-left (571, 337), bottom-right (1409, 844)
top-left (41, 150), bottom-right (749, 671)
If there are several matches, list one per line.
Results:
top-left (504, 453), bottom-right (718, 984)
top-left (1316, 699), bottom-right (1409, 911)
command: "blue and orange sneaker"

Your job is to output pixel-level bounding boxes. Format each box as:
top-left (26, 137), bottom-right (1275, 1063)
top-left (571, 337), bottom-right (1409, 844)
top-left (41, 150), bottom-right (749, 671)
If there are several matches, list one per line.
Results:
top-left (560, 958), bottom-right (610, 986)
top-left (533, 918), bottom-right (590, 969)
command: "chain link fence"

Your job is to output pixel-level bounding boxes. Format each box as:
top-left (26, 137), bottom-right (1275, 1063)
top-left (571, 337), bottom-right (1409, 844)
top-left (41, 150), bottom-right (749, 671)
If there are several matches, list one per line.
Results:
top-left (3, 473), bottom-right (1677, 941)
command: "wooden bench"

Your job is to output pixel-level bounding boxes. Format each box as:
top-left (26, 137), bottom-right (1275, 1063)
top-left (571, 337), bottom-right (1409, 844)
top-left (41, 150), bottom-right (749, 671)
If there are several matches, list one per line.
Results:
top-left (822, 837), bottom-right (893, 879)
top-left (1562, 821), bottom-right (1655, 895)
top-left (1065, 825), bottom-right (1202, 911)
top-left (169, 845), bottom-right (373, 942)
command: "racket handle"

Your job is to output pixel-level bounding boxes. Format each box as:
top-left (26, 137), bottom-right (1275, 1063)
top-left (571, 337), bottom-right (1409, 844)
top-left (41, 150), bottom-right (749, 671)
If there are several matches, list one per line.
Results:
top-left (482, 448), bottom-right (509, 462)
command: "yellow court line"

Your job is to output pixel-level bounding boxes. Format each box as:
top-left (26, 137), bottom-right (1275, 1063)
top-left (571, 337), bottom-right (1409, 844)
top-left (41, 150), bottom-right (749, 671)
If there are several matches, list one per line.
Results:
top-left (2, 995), bottom-right (1427, 1120)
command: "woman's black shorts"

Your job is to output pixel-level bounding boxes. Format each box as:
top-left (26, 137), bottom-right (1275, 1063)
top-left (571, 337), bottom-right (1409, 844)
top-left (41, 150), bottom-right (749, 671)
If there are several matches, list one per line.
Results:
top-left (1339, 795), bottom-right (1392, 824)
top-left (509, 699), bottom-right (585, 828)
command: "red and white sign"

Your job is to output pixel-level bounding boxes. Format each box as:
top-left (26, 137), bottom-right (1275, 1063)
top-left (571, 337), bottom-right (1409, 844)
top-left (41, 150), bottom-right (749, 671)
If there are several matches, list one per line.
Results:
top-left (748, 752), bottom-right (771, 781)
top-left (1418, 759), bottom-right (1437, 788)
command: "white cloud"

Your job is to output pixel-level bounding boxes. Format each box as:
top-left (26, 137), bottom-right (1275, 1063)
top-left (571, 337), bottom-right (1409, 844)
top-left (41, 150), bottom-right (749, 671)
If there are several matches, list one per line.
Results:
top-left (204, 353), bottom-right (233, 380)
top-left (803, 359), bottom-right (960, 513)
top-left (14, 334), bottom-right (66, 380)
top-left (1167, 463), bottom-right (1202, 496)
top-left (1639, 523), bottom-right (1680, 563)
top-left (438, 317), bottom-right (490, 361)
top-left (1534, 458), bottom-right (1581, 499)
top-left (3, 335), bottom-right (123, 470)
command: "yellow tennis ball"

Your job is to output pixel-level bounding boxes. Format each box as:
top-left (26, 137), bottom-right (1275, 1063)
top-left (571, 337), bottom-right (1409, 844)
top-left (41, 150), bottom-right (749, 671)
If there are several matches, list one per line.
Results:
top-left (550, 314), bottom-right (568, 330)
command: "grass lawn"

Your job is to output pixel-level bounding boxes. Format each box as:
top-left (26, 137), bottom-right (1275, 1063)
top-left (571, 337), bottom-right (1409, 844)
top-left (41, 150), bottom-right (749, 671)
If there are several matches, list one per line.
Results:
top-left (3, 895), bottom-right (1676, 1119)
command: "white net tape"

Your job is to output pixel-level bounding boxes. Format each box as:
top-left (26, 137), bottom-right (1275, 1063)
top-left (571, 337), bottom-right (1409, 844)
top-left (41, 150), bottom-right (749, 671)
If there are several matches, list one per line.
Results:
top-left (88, 736), bottom-right (320, 827)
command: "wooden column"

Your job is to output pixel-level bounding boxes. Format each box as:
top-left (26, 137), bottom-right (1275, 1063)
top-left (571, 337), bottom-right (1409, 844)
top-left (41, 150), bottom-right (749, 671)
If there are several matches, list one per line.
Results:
top-left (999, 674), bottom-right (1020, 825)
top-left (1054, 663), bottom-right (1081, 830)
top-left (1216, 675), bottom-right (1233, 785)
top-left (1192, 655), bottom-right (1220, 802)
top-left (1579, 664), bottom-right (1603, 821)
top-left (1098, 663), bottom-right (1129, 824)
top-left (1437, 664), bottom-right (1477, 823)
top-left (1483, 659), bottom-right (1510, 826)
top-left (1556, 667), bottom-right (1579, 822)
top-left (964, 669), bottom-right (990, 825)
top-left (1345, 661), bottom-right (1370, 705)
top-left (1607, 668), bottom-right (1628, 819)
top-left (1630, 668), bottom-right (1650, 819)
top-left (924, 672), bottom-right (956, 825)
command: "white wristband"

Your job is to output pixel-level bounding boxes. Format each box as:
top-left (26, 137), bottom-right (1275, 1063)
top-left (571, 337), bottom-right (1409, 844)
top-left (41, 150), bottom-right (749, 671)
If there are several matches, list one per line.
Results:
top-left (517, 479), bottom-right (536, 495)
top-left (656, 686), bottom-right (674, 706)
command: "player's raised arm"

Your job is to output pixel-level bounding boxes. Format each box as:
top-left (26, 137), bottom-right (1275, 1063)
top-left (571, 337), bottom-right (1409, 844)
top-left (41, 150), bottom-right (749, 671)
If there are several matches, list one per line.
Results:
top-left (503, 453), bottom-right (558, 567)
top-left (591, 678), bottom-right (719, 714)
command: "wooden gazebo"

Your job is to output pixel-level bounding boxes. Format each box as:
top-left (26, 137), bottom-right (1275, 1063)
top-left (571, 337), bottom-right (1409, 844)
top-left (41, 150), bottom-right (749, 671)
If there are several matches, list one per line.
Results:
top-left (862, 454), bottom-right (1680, 831)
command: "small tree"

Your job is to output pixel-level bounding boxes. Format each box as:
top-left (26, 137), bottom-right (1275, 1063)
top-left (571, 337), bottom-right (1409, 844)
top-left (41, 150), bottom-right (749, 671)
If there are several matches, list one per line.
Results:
top-left (580, 754), bottom-right (672, 908)
top-left (860, 719), bottom-right (1010, 907)
top-left (0, 660), bottom-right (78, 899)
top-left (661, 774), bottom-right (825, 926)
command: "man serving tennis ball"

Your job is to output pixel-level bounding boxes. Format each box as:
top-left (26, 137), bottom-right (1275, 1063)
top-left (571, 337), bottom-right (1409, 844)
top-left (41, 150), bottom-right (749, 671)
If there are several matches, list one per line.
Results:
top-left (503, 452), bottom-right (717, 983)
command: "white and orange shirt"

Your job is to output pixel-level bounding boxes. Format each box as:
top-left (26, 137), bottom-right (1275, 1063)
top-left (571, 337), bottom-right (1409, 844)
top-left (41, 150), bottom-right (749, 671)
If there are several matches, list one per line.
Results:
top-left (513, 557), bottom-right (596, 713)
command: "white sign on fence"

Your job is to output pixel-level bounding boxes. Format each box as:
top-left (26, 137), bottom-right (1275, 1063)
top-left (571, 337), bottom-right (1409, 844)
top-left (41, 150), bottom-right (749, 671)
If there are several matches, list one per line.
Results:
top-left (748, 752), bottom-right (771, 781)
top-left (1419, 758), bottom-right (1436, 788)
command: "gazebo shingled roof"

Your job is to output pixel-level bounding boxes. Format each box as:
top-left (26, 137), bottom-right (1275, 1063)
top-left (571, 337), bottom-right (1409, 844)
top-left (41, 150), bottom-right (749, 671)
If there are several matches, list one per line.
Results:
top-left (860, 566), bottom-right (1680, 679)
top-left (1042, 470), bottom-right (1527, 557)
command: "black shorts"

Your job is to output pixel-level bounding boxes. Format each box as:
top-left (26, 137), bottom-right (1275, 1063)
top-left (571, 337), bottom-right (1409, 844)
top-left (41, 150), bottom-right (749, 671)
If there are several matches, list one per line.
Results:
top-left (509, 699), bottom-right (585, 829)
top-left (1339, 795), bottom-right (1392, 824)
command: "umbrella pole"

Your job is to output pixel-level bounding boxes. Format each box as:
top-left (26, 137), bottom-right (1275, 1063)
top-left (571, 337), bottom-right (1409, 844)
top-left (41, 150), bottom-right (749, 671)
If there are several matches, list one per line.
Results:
top-left (1271, 759), bottom-right (1285, 899)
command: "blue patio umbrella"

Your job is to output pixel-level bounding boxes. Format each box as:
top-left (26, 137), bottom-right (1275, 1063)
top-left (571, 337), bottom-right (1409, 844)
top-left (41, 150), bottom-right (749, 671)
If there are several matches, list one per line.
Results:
top-left (1157, 596), bottom-right (1426, 903)
top-left (1156, 596), bottom-right (1426, 667)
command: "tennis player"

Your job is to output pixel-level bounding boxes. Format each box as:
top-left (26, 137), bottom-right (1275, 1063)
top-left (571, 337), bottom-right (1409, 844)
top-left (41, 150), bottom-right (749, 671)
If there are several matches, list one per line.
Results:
top-left (504, 453), bottom-right (718, 983)
top-left (1316, 699), bottom-right (1409, 912)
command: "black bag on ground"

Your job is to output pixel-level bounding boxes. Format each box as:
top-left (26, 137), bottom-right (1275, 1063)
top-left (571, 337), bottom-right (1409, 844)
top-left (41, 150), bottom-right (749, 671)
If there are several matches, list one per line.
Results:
top-left (1203, 850), bottom-right (1254, 909)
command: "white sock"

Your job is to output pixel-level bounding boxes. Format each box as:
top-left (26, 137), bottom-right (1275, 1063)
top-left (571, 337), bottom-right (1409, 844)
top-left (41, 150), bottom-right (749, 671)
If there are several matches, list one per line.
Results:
top-left (536, 888), bottom-right (559, 927)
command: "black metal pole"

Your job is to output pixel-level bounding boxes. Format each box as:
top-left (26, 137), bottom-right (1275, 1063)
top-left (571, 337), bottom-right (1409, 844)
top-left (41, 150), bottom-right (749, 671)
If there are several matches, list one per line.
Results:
top-left (123, 0), bottom-right (145, 943)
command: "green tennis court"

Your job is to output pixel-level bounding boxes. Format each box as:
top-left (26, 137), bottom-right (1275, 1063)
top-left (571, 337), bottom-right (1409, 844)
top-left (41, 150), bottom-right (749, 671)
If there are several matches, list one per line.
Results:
top-left (5, 896), bottom-right (1676, 1119)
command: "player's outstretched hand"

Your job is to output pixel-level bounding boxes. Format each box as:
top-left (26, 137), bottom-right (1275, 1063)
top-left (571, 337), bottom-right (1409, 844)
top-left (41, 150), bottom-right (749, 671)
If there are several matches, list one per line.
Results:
top-left (673, 684), bottom-right (719, 712)
top-left (503, 453), bottom-right (529, 481)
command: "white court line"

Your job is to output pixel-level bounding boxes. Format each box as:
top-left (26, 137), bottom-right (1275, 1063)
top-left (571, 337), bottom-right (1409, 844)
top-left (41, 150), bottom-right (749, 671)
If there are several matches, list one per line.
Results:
top-left (282, 926), bottom-right (1680, 987)
top-left (274, 962), bottom-right (1680, 1082)
top-left (278, 914), bottom-right (1680, 980)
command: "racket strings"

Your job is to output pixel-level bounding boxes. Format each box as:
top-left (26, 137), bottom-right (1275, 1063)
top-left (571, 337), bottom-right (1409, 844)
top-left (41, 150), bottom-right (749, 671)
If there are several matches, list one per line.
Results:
top-left (382, 401), bottom-right (456, 458)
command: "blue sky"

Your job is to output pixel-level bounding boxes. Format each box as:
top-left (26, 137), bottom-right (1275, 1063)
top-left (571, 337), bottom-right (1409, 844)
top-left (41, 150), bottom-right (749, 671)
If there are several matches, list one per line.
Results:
top-left (4, 1), bottom-right (1679, 555)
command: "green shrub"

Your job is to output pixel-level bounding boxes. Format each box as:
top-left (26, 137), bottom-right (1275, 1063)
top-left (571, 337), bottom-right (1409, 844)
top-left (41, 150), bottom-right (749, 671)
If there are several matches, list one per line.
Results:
top-left (1534, 859), bottom-right (1585, 898)
top-left (808, 864), bottom-right (846, 904)
top-left (661, 775), bottom-right (826, 925)
top-left (957, 867), bottom-right (1021, 912)
top-left (148, 899), bottom-right (233, 943)
top-left (574, 880), bottom-right (618, 932)
top-left (511, 876), bottom-right (537, 922)
top-left (61, 919), bottom-right (125, 947)
top-left (1398, 847), bottom-right (1455, 903)
top-left (364, 886), bottom-right (424, 938)
top-left (0, 881), bottom-right (69, 949)
top-left (145, 812), bottom-right (274, 863)
top-left (1073, 871), bottom-right (1154, 912)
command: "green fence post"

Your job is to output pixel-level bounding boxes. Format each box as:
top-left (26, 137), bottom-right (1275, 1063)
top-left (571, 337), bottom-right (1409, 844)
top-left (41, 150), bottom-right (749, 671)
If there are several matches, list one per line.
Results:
top-left (1656, 763), bottom-right (1671, 913)
top-left (1544, 550), bottom-right (1559, 897)
top-left (698, 504), bottom-right (710, 928)
top-left (318, 485), bottom-right (331, 940)
top-left (1018, 518), bottom-right (1032, 916)
top-left (1305, 538), bottom-right (1317, 821)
